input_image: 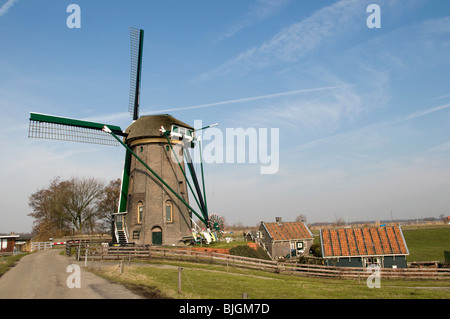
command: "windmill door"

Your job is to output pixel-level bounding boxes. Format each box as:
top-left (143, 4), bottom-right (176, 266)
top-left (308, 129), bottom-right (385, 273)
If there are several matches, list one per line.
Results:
top-left (115, 214), bottom-right (124, 231)
top-left (152, 227), bottom-right (162, 245)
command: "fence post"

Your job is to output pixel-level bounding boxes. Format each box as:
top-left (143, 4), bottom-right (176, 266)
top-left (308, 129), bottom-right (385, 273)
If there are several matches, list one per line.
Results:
top-left (178, 267), bottom-right (183, 295)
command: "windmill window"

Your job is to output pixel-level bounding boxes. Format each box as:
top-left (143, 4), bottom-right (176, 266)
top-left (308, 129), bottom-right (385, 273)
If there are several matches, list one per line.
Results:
top-left (137, 202), bottom-right (143, 224)
top-left (165, 201), bottom-right (173, 223)
top-left (140, 146), bottom-right (144, 152)
top-left (165, 145), bottom-right (170, 151)
top-left (171, 125), bottom-right (193, 137)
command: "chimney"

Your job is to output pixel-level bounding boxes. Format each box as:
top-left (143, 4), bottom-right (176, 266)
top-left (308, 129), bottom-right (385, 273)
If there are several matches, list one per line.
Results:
top-left (275, 217), bottom-right (282, 225)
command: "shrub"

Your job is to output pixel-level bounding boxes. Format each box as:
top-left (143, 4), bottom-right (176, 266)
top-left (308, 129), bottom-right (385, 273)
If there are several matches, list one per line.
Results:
top-left (309, 243), bottom-right (322, 257)
top-left (229, 245), bottom-right (271, 260)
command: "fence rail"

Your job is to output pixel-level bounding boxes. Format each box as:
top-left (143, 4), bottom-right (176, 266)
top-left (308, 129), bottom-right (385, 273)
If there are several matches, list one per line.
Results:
top-left (31, 242), bottom-right (52, 252)
top-left (69, 245), bottom-right (450, 281)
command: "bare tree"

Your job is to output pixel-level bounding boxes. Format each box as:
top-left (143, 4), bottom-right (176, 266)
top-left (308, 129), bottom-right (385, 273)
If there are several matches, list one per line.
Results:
top-left (29, 176), bottom-right (109, 238)
top-left (28, 177), bottom-right (72, 239)
top-left (97, 178), bottom-right (121, 233)
top-left (295, 214), bottom-right (307, 223)
top-left (62, 177), bottom-right (105, 233)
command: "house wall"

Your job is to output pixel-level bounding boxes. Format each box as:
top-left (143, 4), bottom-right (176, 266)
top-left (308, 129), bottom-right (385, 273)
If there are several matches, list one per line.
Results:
top-left (257, 223), bottom-right (313, 259)
top-left (271, 239), bottom-right (313, 259)
top-left (0, 238), bottom-right (15, 253)
top-left (325, 255), bottom-right (408, 268)
top-left (325, 257), bottom-right (363, 267)
top-left (384, 255), bottom-right (407, 268)
top-left (257, 223), bottom-right (272, 257)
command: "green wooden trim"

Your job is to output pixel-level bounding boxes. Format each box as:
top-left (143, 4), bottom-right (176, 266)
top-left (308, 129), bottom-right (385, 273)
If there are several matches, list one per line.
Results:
top-left (30, 113), bottom-right (123, 134)
top-left (118, 150), bottom-right (132, 213)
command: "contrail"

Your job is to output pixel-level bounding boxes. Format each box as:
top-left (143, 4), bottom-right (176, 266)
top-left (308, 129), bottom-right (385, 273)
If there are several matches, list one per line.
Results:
top-left (143, 85), bottom-right (348, 114)
top-left (0, 0), bottom-right (18, 17)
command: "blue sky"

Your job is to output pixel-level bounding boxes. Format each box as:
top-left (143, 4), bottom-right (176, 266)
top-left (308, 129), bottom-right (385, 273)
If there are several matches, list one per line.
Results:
top-left (1, 0), bottom-right (450, 233)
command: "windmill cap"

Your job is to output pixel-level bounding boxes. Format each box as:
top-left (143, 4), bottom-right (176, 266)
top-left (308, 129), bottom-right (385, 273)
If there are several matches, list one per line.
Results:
top-left (125, 114), bottom-right (194, 142)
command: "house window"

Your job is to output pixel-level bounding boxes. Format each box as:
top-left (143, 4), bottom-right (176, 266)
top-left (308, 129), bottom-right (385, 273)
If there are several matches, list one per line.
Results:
top-left (364, 257), bottom-right (382, 268)
top-left (137, 202), bottom-right (143, 224)
top-left (165, 201), bottom-right (173, 223)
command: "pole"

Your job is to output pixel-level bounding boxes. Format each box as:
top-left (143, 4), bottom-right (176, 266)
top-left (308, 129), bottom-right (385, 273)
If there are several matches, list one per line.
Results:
top-left (178, 267), bottom-right (183, 295)
top-left (198, 139), bottom-right (208, 219)
top-left (163, 132), bottom-right (203, 213)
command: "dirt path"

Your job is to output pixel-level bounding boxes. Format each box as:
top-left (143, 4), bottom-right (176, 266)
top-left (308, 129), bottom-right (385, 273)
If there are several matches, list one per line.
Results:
top-left (0, 249), bottom-right (144, 299)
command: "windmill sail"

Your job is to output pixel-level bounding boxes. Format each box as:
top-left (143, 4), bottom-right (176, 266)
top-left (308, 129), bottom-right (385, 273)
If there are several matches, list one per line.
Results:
top-left (28, 112), bottom-right (124, 146)
top-left (129, 27), bottom-right (144, 120)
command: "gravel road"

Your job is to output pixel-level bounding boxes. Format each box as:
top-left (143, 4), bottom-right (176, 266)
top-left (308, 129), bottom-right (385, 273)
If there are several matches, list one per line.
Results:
top-left (0, 249), bottom-right (144, 299)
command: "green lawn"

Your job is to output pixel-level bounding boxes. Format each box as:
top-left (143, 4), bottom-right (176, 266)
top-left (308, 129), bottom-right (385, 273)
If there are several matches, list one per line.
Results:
top-left (402, 226), bottom-right (450, 262)
top-left (89, 225), bottom-right (450, 299)
top-left (92, 259), bottom-right (450, 299)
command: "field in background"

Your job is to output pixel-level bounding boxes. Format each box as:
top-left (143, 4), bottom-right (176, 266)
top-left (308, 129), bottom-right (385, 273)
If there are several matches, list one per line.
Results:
top-left (87, 225), bottom-right (450, 299)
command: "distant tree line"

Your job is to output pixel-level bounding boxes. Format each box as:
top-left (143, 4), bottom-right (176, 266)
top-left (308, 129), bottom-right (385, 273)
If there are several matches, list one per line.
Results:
top-left (28, 176), bottom-right (121, 240)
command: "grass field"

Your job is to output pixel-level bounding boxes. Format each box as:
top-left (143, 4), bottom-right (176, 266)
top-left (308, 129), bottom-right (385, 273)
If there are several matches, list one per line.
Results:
top-left (89, 225), bottom-right (450, 299)
top-left (92, 259), bottom-right (450, 299)
top-left (402, 226), bottom-right (450, 262)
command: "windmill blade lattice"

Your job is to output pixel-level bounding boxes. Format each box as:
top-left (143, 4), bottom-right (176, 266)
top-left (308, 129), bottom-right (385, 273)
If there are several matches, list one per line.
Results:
top-left (28, 113), bottom-right (123, 146)
top-left (129, 27), bottom-right (144, 120)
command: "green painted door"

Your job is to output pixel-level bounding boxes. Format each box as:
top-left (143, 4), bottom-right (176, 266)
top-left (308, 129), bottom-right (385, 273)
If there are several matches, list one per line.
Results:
top-left (152, 229), bottom-right (162, 245)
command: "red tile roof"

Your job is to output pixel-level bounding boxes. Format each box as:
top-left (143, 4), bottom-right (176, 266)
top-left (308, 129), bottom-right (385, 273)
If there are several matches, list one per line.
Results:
top-left (263, 222), bottom-right (313, 241)
top-left (320, 226), bottom-right (409, 258)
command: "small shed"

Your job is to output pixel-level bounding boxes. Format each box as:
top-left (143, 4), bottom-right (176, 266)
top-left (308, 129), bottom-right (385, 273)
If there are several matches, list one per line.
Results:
top-left (320, 225), bottom-right (409, 268)
top-left (0, 234), bottom-right (20, 253)
top-left (258, 217), bottom-right (314, 260)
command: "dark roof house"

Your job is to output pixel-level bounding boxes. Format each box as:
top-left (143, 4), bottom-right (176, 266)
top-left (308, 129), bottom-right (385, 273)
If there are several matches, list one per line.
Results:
top-left (258, 217), bottom-right (314, 260)
top-left (320, 225), bottom-right (409, 268)
top-left (0, 234), bottom-right (20, 253)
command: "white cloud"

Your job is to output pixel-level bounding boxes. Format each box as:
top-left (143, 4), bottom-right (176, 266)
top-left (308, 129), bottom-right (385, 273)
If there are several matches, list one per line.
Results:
top-left (0, 0), bottom-right (18, 17)
top-left (143, 85), bottom-right (348, 115)
top-left (213, 0), bottom-right (290, 43)
top-left (291, 102), bottom-right (450, 154)
top-left (198, 0), bottom-right (369, 81)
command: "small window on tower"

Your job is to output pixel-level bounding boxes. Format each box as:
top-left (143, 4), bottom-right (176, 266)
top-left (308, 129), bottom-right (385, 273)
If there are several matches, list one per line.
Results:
top-left (137, 202), bottom-right (143, 223)
top-left (165, 201), bottom-right (173, 223)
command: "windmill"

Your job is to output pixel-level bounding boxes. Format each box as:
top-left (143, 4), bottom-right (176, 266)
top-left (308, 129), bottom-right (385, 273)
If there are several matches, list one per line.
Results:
top-left (28, 28), bottom-right (223, 246)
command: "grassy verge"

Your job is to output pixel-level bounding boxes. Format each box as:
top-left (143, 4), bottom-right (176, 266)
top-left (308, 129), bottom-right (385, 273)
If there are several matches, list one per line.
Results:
top-left (89, 259), bottom-right (450, 299)
top-left (402, 226), bottom-right (450, 262)
top-left (0, 253), bottom-right (28, 277)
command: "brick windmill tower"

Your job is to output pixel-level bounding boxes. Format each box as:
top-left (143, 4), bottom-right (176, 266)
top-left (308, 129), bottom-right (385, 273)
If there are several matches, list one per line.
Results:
top-left (122, 114), bottom-right (196, 245)
top-left (28, 28), bottom-right (216, 246)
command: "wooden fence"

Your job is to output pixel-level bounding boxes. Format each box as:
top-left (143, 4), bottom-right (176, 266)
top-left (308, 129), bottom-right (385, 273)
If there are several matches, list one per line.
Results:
top-left (69, 245), bottom-right (450, 281)
top-left (31, 241), bottom-right (52, 252)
